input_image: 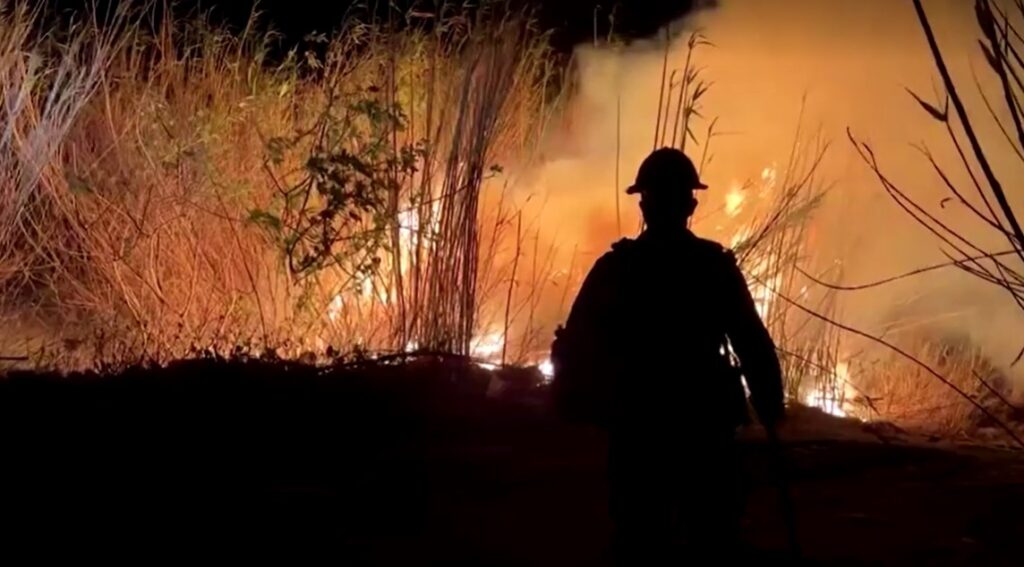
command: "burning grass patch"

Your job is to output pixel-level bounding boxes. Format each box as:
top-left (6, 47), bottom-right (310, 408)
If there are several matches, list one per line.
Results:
top-left (850, 339), bottom-right (1022, 440)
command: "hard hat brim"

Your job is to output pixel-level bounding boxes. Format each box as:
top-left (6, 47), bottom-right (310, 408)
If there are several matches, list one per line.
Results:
top-left (625, 181), bottom-right (709, 195)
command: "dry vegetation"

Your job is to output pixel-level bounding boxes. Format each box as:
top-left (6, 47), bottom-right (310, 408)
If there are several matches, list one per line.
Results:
top-left (838, 0), bottom-right (1024, 440)
top-left (0, 1), bottom-right (1016, 441)
top-left (850, 340), bottom-right (997, 434)
top-left (0, 2), bottom-right (560, 369)
top-left (0, 2), bottom-right (828, 380)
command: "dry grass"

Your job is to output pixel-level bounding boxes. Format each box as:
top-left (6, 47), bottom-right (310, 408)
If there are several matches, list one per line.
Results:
top-left (0, 3), bottom-right (558, 369)
top-left (5, 1), bottom-right (1003, 447)
top-left (851, 339), bottom-right (1004, 435)
top-left (833, 0), bottom-right (1024, 439)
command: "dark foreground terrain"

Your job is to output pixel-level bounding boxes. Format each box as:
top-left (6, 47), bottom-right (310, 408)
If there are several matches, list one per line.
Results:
top-left (1, 358), bottom-right (1022, 565)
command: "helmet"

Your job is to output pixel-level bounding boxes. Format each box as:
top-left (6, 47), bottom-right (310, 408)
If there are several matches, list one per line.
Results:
top-left (626, 148), bottom-right (709, 195)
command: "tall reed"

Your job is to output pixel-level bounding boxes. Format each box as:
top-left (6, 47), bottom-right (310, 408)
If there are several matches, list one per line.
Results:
top-left (0, 3), bottom-right (556, 369)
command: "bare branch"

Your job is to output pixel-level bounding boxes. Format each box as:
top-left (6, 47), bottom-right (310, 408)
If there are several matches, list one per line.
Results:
top-left (913, 0), bottom-right (1024, 256)
top-left (796, 250), bottom-right (1020, 292)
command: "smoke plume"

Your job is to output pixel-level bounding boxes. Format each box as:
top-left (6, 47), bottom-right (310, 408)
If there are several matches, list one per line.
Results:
top-left (516, 0), bottom-right (1024, 395)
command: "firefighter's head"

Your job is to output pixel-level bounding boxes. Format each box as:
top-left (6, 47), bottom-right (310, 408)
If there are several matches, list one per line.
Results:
top-left (626, 148), bottom-right (707, 230)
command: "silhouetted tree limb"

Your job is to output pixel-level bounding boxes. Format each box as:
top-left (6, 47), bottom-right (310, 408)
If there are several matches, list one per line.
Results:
top-left (912, 0), bottom-right (1024, 255)
top-left (838, 0), bottom-right (1024, 368)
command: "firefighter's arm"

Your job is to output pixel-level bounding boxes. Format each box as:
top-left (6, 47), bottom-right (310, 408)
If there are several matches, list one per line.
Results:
top-left (721, 251), bottom-right (785, 427)
top-left (550, 252), bottom-right (620, 424)
top-left (565, 253), bottom-right (618, 337)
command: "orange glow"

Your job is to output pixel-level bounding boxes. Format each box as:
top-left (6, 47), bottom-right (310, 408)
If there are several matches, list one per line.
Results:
top-left (725, 186), bottom-right (745, 217)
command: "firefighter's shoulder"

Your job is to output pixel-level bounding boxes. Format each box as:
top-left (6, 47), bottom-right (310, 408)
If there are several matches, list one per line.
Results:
top-left (691, 235), bottom-right (737, 264)
top-left (592, 238), bottom-right (637, 271)
top-left (609, 237), bottom-right (638, 254)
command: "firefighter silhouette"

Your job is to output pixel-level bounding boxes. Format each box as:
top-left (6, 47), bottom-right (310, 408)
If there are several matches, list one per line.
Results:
top-left (552, 148), bottom-right (785, 563)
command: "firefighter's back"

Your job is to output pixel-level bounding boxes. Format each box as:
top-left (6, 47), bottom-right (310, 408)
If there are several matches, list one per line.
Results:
top-left (607, 230), bottom-right (746, 429)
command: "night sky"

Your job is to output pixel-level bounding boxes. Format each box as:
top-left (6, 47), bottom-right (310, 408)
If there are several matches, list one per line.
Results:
top-left (45, 1), bottom-right (704, 52)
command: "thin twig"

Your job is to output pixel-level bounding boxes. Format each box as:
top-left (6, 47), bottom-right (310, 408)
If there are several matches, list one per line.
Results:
top-left (796, 250), bottom-right (1020, 291)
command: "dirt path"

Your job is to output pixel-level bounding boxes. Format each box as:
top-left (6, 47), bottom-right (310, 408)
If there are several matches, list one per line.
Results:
top-left (359, 421), bottom-right (1024, 566)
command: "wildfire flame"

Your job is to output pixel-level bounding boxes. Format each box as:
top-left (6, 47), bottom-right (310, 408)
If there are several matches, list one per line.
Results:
top-left (760, 165), bottom-right (777, 193)
top-left (725, 186), bottom-right (745, 217)
top-left (538, 358), bottom-right (554, 382)
top-left (471, 332), bottom-right (505, 360)
top-left (327, 294), bottom-right (344, 322)
top-left (804, 361), bottom-right (859, 419)
top-left (319, 158), bottom-right (866, 422)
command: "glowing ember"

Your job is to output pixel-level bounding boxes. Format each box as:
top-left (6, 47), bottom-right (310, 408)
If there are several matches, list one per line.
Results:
top-left (471, 332), bottom-right (505, 360)
top-left (725, 186), bottom-right (745, 217)
top-left (327, 294), bottom-right (344, 322)
top-left (751, 285), bottom-right (774, 321)
top-left (398, 209), bottom-right (419, 233)
top-left (807, 390), bottom-right (847, 418)
top-left (760, 165), bottom-right (777, 192)
top-left (746, 257), bottom-right (780, 321)
top-left (538, 358), bottom-right (554, 382)
top-left (804, 361), bottom-right (858, 419)
top-left (836, 360), bottom-right (849, 382)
